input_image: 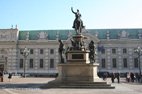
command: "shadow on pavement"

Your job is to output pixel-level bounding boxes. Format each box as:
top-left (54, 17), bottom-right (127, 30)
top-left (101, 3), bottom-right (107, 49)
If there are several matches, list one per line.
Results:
top-left (0, 83), bottom-right (46, 89)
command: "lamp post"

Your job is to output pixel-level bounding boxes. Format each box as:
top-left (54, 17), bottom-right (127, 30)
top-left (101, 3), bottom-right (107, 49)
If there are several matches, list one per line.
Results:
top-left (134, 46), bottom-right (142, 79)
top-left (22, 47), bottom-right (30, 78)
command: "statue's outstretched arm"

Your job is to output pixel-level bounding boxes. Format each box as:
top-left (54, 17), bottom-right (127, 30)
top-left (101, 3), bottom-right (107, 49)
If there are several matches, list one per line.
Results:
top-left (71, 7), bottom-right (75, 14)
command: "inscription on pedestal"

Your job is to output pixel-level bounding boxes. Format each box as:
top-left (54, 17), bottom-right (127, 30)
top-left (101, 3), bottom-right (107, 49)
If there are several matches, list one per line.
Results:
top-left (72, 54), bottom-right (84, 59)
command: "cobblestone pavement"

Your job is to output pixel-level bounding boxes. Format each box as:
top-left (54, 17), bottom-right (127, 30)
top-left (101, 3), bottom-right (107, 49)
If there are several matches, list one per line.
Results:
top-left (0, 75), bottom-right (142, 94)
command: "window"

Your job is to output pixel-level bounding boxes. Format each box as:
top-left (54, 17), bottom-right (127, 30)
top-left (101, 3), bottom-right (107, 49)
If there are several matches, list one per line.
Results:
top-left (20, 49), bottom-right (23, 54)
top-left (112, 58), bottom-right (117, 68)
top-left (101, 49), bottom-right (105, 54)
top-left (123, 48), bottom-right (127, 54)
top-left (134, 58), bottom-right (138, 68)
top-left (30, 49), bottom-right (34, 54)
top-left (29, 59), bottom-right (33, 68)
top-left (50, 59), bottom-right (54, 68)
top-left (20, 59), bottom-right (23, 68)
top-left (50, 49), bottom-right (54, 54)
top-left (40, 59), bottom-right (44, 68)
top-left (123, 58), bottom-right (127, 68)
top-left (101, 58), bottom-right (106, 68)
top-left (112, 49), bottom-right (116, 54)
top-left (40, 49), bottom-right (44, 54)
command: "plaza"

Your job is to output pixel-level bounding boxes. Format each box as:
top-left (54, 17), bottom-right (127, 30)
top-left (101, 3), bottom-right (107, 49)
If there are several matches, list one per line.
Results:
top-left (0, 1), bottom-right (142, 93)
top-left (0, 76), bottom-right (142, 94)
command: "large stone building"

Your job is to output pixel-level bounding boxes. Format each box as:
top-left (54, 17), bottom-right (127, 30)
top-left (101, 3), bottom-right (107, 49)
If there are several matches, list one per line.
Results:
top-left (0, 27), bottom-right (142, 75)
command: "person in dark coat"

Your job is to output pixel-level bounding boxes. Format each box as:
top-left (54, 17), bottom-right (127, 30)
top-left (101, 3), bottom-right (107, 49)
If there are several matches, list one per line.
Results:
top-left (116, 73), bottom-right (120, 83)
top-left (103, 72), bottom-right (108, 81)
top-left (137, 73), bottom-right (141, 82)
top-left (130, 72), bottom-right (134, 82)
top-left (0, 71), bottom-right (3, 82)
top-left (111, 72), bottom-right (115, 83)
top-left (8, 73), bottom-right (12, 82)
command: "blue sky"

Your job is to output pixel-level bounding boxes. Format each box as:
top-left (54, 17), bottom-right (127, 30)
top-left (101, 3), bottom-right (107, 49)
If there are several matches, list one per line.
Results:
top-left (0, 0), bottom-right (142, 30)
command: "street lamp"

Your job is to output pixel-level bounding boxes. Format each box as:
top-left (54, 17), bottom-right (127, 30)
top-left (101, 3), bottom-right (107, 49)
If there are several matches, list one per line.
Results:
top-left (22, 47), bottom-right (30, 78)
top-left (134, 46), bottom-right (142, 77)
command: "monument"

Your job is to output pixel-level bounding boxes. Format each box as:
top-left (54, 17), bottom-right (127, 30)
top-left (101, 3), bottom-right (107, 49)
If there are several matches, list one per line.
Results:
top-left (42, 7), bottom-right (115, 89)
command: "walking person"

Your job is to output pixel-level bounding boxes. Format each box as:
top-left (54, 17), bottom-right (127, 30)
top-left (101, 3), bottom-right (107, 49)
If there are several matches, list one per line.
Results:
top-left (126, 72), bottom-right (130, 82)
top-left (138, 73), bottom-right (141, 83)
top-left (0, 71), bottom-right (3, 82)
top-left (111, 72), bottom-right (115, 83)
top-left (130, 72), bottom-right (134, 82)
top-left (103, 72), bottom-right (107, 81)
top-left (116, 72), bottom-right (120, 83)
top-left (8, 73), bottom-right (12, 82)
top-left (135, 73), bottom-right (139, 82)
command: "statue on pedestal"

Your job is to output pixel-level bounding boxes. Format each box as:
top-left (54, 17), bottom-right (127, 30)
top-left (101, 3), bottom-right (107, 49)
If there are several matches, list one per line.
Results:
top-left (89, 40), bottom-right (96, 63)
top-left (45, 7), bottom-right (115, 89)
top-left (71, 7), bottom-right (84, 34)
top-left (58, 40), bottom-right (64, 63)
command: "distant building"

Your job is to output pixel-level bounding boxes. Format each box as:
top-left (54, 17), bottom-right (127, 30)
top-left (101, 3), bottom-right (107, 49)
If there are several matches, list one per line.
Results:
top-left (0, 28), bottom-right (142, 76)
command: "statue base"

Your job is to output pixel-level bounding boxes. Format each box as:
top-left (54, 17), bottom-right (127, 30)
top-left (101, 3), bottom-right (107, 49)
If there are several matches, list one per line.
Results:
top-left (56, 63), bottom-right (102, 82)
top-left (41, 49), bottom-right (114, 89)
top-left (41, 63), bottom-right (115, 89)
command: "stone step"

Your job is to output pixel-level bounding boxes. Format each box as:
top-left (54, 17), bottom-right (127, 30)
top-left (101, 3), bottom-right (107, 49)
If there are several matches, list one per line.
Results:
top-left (41, 81), bottom-right (115, 89)
top-left (63, 83), bottom-right (111, 86)
top-left (40, 80), bottom-right (115, 89)
top-left (56, 85), bottom-right (115, 89)
top-left (62, 81), bottom-right (107, 84)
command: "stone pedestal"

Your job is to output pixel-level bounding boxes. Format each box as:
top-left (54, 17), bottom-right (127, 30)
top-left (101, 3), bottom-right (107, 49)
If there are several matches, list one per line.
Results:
top-left (56, 63), bottom-right (101, 82)
top-left (41, 50), bottom-right (115, 89)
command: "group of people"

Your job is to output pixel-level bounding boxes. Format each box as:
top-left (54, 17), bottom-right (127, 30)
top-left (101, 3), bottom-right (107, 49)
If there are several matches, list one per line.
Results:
top-left (101, 72), bottom-right (120, 83)
top-left (100, 72), bottom-right (142, 83)
top-left (111, 72), bottom-right (120, 83)
top-left (0, 72), bottom-right (12, 82)
top-left (126, 72), bottom-right (141, 83)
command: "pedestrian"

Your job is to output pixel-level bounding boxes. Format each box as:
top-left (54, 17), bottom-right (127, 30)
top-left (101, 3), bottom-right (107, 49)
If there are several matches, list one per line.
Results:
top-left (138, 74), bottom-right (141, 82)
top-left (8, 73), bottom-right (12, 82)
top-left (135, 73), bottom-right (139, 82)
top-left (0, 71), bottom-right (3, 82)
top-left (103, 72), bottom-right (107, 81)
top-left (126, 72), bottom-right (130, 82)
top-left (116, 72), bottom-right (120, 83)
top-left (111, 72), bottom-right (115, 83)
top-left (130, 72), bottom-right (134, 82)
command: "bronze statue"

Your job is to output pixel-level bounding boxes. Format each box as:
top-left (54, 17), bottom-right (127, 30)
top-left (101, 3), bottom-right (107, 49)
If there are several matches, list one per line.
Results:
top-left (71, 7), bottom-right (84, 34)
top-left (89, 40), bottom-right (96, 63)
top-left (58, 40), bottom-right (64, 63)
top-left (70, 38), bottom-right (84, 50)
top-left (70, 39), bottom-right (76, 50)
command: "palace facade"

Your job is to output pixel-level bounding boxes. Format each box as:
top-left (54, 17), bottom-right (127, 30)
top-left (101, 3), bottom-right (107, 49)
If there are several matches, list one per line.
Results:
top-left (0, 27), bottom-right (142, 75)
